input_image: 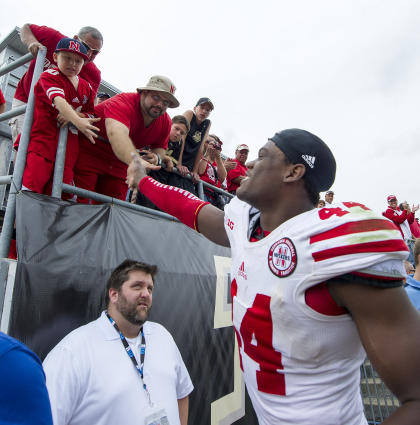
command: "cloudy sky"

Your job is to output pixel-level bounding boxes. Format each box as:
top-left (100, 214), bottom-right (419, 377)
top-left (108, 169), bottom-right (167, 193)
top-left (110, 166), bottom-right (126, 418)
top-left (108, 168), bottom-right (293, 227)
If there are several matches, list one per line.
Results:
top-left (1, 0), bottom-right (419, 213)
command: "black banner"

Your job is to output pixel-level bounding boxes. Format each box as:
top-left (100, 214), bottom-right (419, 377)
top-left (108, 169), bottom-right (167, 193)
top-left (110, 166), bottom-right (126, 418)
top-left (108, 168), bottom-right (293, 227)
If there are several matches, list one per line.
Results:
top-left (10, 191), bottom-right (258, 424)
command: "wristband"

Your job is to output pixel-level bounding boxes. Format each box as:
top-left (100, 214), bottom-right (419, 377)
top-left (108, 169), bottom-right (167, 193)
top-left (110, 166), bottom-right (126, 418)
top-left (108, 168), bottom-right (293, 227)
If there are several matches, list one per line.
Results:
top-left (138, 177), bottom-right (209, 230)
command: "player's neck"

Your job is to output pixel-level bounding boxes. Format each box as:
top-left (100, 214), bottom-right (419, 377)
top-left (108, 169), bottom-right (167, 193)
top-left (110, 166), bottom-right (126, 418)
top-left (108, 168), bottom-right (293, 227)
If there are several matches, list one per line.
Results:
top-left (259, 197), bottom-right (314, 232)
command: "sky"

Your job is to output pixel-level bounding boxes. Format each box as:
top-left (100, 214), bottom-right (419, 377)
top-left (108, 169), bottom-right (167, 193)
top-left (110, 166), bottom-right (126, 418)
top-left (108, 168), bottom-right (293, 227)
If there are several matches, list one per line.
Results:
top-left (1, 0), bottom-right (419, 213)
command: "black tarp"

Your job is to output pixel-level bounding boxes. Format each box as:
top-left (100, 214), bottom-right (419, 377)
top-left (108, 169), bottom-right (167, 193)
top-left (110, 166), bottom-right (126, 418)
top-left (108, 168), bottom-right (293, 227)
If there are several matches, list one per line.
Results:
top-left (10, 191), bottom-right (258, 424)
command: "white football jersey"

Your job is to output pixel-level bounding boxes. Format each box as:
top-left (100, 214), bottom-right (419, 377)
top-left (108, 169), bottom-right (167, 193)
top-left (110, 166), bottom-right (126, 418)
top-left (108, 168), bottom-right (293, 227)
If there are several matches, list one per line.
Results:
top-left (224, 198), bottom-right (407, 425)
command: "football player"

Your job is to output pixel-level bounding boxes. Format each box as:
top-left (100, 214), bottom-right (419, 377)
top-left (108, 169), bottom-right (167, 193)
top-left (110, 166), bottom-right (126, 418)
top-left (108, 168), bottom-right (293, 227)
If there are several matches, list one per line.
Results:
top-left (127, 128), bottom-right (420, 425)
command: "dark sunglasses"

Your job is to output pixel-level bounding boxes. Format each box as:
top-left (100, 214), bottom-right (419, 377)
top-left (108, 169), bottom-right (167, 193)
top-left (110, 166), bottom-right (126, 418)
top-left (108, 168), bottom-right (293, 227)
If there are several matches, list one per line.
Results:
top-left (80, 40), bottom-right (101, 56)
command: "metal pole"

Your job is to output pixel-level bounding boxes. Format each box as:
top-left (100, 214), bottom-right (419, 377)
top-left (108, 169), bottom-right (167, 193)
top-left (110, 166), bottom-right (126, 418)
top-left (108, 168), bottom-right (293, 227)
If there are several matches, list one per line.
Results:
top-left (0, 176), bottom-right (12, 185)
top-left (0, 52), bottom-right (33, 77)
top-left (0, 47), bottom-right (47, 258)
top-left (0, 105), bottom-right (27, 123)
top-left (62, 184), bottom-right (179, 222)
top-left (197, 180), bottom-right (205, 200)
top-left (51, 126), bottom-right (68, 198)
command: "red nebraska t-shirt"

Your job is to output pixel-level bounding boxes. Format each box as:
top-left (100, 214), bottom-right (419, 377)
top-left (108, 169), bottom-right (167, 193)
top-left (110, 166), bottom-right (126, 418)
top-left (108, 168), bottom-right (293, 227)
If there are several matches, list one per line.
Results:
top-left (78, 92), bottom-right (171, 177)
top-left (27, 67), bottom-right (94, 163)
top-left (14, 25), bottom-right (101, 102)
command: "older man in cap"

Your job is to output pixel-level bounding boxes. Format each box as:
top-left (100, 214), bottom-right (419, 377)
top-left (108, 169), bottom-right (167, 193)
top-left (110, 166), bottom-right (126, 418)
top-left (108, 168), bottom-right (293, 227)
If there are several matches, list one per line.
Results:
top-left (383, 194), bottom-right (419, 265)
top-left (127, 128), bottom-right (420, 424)
top-left (226, 144), bottom-right (249, 194)
top-left (74, 75), bottom-right (178, 202)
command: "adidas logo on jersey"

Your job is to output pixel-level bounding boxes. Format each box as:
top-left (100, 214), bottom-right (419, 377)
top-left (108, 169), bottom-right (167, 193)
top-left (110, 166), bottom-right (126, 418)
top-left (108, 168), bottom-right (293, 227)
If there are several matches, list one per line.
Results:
top-left (302, 154), bottom-right (316, 169)
top-left (72, 97), bottom-right (80, 103)
top-left (238, 261), bottom-right (247, 280)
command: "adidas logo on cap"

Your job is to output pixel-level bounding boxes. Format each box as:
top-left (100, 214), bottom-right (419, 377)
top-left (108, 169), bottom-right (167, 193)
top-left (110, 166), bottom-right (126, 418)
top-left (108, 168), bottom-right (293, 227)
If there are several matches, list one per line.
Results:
top-left (302, 154), bottom-right (316, 169)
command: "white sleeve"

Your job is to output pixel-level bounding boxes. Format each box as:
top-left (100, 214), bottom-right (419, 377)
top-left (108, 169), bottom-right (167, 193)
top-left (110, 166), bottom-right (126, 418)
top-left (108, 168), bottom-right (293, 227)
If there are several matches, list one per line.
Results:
top-left (173, 344), bottom-right (194, 399)
top-left (43, 345), bottom-right (84, 425)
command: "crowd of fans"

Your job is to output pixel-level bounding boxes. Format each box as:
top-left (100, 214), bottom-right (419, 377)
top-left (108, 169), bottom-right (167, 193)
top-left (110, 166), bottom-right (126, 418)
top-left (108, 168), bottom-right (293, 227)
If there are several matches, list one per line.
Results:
top-left (3, 23), bottom-right (254, 212)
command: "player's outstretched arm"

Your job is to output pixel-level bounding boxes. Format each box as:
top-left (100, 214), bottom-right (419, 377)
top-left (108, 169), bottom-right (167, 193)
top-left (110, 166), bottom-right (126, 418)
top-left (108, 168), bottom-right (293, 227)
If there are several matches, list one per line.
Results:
top-left (127, 154), bottom-right (230, 247)
top-left (328, 281), bottom-right (420, 424)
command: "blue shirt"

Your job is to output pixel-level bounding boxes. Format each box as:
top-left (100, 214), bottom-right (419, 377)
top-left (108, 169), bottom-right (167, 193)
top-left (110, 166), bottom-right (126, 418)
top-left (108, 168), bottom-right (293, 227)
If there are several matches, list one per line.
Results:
top-left (0, 332), bottom-right (53, 424)
top-left (405, 276), bottom-right (420, 312)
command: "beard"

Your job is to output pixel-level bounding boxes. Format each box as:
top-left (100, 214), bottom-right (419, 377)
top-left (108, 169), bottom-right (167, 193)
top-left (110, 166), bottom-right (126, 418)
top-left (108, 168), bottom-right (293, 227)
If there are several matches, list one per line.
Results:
top-left (116, 292), bottom-right (151, 326)
top-left (144, 104), bottom-right (163, 119)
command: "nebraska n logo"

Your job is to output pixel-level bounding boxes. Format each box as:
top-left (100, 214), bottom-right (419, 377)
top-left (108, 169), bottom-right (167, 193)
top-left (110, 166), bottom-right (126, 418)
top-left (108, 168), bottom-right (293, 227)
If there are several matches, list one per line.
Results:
top-left (69, 41), bottom-right (80, 52)
top-left (301, 154), bottom-right (316, 169)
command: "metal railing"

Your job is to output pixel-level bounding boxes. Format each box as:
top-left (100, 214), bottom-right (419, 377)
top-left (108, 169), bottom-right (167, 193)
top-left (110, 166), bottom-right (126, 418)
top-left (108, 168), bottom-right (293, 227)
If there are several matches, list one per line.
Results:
top-left (0, 47), bottom-right (46, 258)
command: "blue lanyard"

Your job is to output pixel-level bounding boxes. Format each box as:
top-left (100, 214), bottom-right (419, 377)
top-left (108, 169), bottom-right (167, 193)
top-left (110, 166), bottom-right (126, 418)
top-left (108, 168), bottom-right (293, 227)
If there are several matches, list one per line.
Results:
top-left (106, 311), bottom-right (152, 405)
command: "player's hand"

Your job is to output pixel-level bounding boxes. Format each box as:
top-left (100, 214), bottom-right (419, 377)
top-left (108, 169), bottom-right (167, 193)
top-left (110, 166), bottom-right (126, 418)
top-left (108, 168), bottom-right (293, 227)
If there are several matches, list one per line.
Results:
top-left (75, 117), bottom-right (101, 144)
top-left (176, 165), bottom-right (189, 177)
top-left (412, 204), bottom-right (419, 213)
top-left (126, 153), bottom-right (160, 189)
top-left (191, 171), bottom-right (200, 184)
top-left (139, 150), bottom-right (158, 165)
top-left (162, 155), bottom-right (173, 172)
top-left (224, 160), bottom-right (237, 171)
top-left (28, 41), bottom-right (44, 57)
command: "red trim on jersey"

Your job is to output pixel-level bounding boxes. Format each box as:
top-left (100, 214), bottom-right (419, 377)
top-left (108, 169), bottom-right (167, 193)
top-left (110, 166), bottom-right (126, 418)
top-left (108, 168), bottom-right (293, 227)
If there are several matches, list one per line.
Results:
top-left (312, 239), bottom-right (408, 262)
top-left (305, 282), bottom-right (347, 316)
top-left (310, 219), bottom-right (397, 244)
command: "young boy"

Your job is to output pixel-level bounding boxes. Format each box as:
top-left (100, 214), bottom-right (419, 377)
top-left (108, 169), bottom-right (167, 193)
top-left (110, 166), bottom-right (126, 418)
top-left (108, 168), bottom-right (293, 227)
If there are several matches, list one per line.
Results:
top-left (22, 37), bottom-right (99, 196)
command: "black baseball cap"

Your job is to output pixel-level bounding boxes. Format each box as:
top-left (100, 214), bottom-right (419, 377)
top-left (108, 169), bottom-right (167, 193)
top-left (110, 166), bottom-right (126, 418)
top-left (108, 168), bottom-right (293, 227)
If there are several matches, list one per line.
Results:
top-left (97, 92), bottom-right (111, 99)
top-left (269, 129), bottom-right (336, 193)
top-left (196, 97), bottom-right (214, 110)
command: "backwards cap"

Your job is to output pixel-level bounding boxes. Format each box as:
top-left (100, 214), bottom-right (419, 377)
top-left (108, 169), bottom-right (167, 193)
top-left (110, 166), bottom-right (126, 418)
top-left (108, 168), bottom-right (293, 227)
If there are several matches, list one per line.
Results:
top-left (270, 129), bottom-right (336, 193)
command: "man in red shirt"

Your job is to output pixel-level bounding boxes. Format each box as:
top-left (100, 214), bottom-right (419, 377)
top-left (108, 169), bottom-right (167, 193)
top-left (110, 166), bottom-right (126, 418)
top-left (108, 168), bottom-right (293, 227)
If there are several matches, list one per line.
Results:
top-left (226, 144), bottom-right (249, 194)
top-left (383, 194), bottom-right (419, 265)
top-left (74, 75), bottom-right (177, 202)
top-left (9, 24), bottom-right (102, 141)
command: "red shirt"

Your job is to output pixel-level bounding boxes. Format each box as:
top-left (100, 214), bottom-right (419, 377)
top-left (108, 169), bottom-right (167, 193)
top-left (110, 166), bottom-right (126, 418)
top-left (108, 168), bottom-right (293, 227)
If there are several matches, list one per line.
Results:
top-left (14, 25), bottom-right (101, 102)
top-left (79, 92), bottom-right (171, 176)
top-left (0, 88), bottom-right (5, 105)
top-left (227, 159), bottom-right (248, 193)
top-left (28, 67), bottom-right (95, 162)
top-left (199, 159), bottom-right (221, 187)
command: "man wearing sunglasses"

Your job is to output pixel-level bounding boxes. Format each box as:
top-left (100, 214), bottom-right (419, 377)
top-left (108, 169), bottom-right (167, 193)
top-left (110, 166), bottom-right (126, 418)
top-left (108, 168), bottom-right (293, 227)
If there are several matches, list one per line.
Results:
top-left (74, 75), bottom-right (177, 203)
top-left (9, 24), bottom-right (103, 142)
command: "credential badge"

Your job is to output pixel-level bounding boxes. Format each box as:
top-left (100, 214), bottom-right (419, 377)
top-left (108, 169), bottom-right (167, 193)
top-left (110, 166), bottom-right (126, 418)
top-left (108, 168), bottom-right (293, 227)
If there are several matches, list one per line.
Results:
top-left (268, 238), bottom-right (297, 277)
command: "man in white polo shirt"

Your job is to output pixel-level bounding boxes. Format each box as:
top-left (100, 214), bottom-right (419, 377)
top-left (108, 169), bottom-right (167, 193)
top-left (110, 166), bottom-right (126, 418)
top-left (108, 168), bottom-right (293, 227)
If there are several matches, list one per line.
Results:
top-left (43, 260), bottom-right (193, 425)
